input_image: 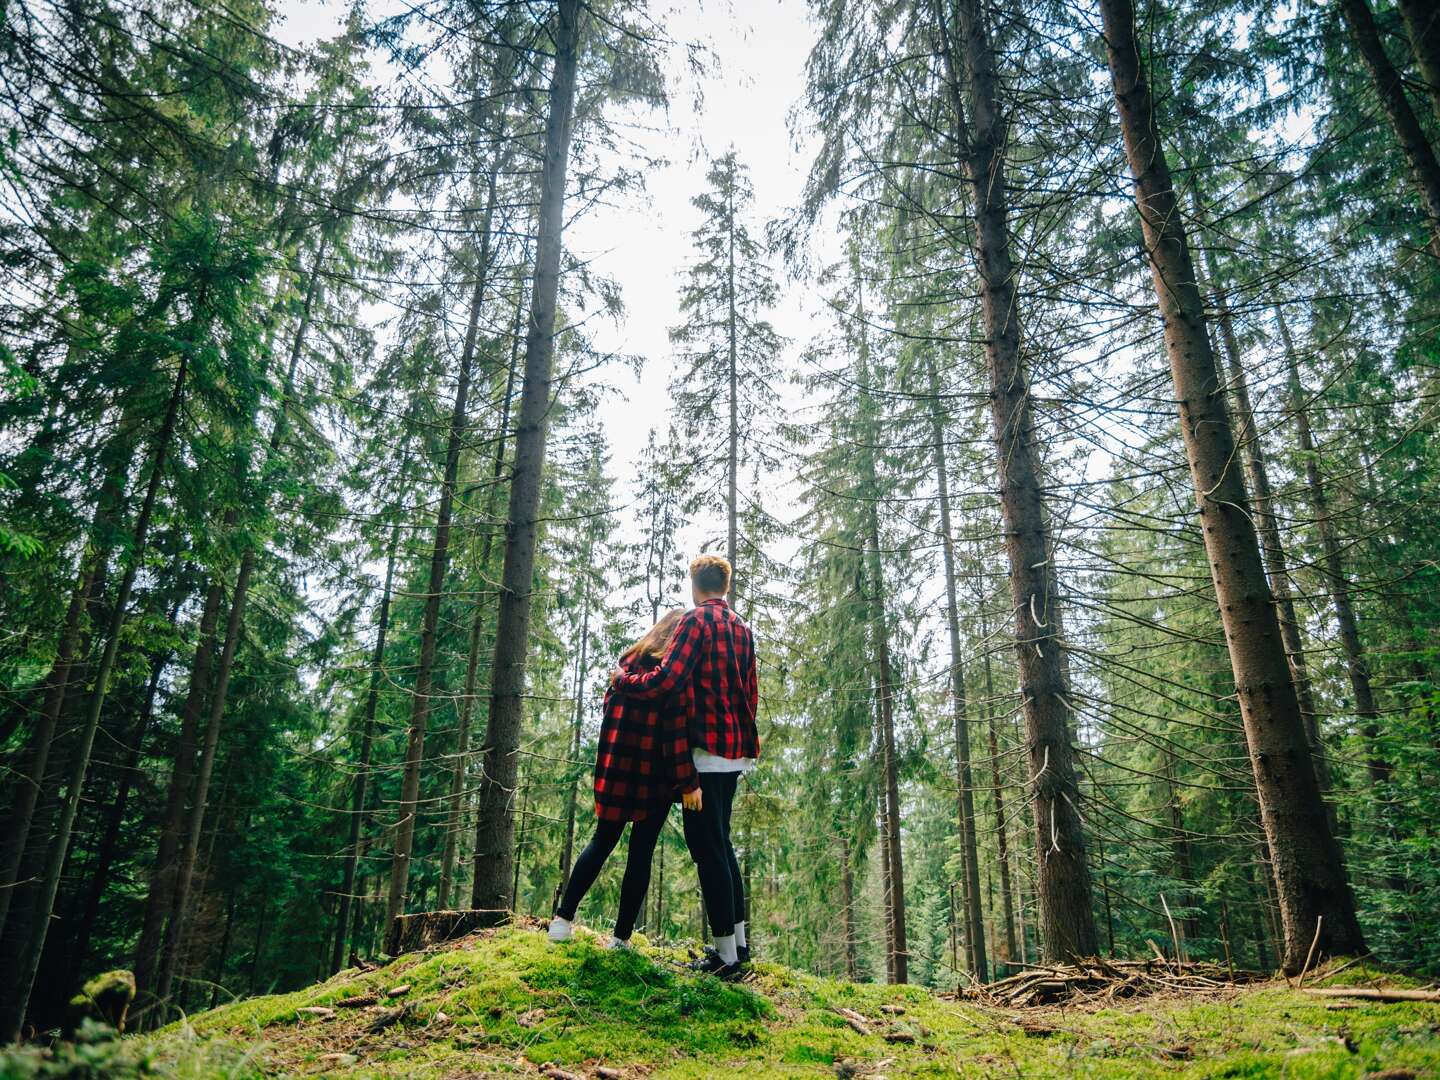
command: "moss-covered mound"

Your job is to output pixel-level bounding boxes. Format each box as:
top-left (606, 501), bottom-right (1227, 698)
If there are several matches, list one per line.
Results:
top-left (21, 927), bottom-right (1440, 1078)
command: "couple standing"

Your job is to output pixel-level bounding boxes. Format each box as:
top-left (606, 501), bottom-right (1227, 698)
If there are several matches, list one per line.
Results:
top-left (547, 554), bottom-right (759, 980)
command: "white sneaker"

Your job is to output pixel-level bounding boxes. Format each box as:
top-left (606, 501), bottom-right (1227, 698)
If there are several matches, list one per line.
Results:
top-left (606, 936), bottom-right (631, 951)
top-left (547, 917), bottom-right (573, 942)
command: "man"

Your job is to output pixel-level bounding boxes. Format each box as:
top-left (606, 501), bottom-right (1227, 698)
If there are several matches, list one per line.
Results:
top-left (611, 554), bottom-right (759, 979)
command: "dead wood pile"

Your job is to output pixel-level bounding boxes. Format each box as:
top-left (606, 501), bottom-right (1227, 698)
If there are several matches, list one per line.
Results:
top-left (956, 958), bottom-right (1266, 1008)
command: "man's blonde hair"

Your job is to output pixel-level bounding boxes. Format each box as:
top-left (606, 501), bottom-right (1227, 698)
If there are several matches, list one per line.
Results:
top-left (690, 553), bottom-right (732, 597)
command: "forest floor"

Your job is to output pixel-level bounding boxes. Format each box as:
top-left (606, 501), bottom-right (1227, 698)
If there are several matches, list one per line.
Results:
top-left (24, 926), bottom-right (1440, 1078)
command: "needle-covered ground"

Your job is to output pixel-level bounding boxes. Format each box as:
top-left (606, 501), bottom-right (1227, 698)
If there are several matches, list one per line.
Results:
top-left (8, 927), bottom-right (1439, 1078)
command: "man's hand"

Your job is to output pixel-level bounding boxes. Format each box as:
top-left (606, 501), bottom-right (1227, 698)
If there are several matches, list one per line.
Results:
top-left (682, 787), bottom-right (703, 813)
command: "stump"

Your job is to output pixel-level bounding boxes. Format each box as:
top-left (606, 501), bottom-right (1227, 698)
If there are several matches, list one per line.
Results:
top-left (64, 970), bottom-right (136, 1035)
top-left (384, 909), bottom-right (510, 956)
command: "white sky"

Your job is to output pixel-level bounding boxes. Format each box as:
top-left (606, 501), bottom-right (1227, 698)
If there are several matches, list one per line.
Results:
top-left (275, 0), bottom-right (822, 618)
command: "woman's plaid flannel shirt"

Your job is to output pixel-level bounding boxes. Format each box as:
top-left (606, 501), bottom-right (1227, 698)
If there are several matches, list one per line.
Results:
top-left (611, 597), bottom-right (760, 762)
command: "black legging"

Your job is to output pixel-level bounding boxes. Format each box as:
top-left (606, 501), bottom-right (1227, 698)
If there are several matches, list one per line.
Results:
top-left (555, 808), bottom-right (668, 939)
top-left (682, 772), bottom-right (747, 937)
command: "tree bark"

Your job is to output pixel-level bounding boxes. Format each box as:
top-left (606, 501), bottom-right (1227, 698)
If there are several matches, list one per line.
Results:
top-left (470, 0), bottom-right (583, 911)
top-left (1100, 0), bottom-right (1364, 970)
top-left (2, 354), bottom-right (187, 1042)
top-left (935, 0), bottom-right (1098, 960)
top-left (437, 611), bottom-right (483, 910)
top-left (332, 524), bottom-right (399, 972)
top-left (927, 360), bottom-right (986, 982)
top-left (1398, 0), bottom-right (1440, 129)
top-left (1339, 0), bottom-right (1440, 258)
top-left (1198, 258), bottom-right (1329, 797)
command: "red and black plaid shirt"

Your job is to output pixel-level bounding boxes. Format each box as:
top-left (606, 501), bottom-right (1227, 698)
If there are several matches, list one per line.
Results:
top-left (593, 654), bottom-right (698, 822)
top-left (612, 598), bottom-right (760, 761)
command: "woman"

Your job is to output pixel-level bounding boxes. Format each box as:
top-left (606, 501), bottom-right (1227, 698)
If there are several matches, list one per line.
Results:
top-left (548, 609), bottom-right (697, 947)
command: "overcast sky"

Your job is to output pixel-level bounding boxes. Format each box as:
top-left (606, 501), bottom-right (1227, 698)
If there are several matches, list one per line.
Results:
top-left (276, 0), bottom-right (822, 618)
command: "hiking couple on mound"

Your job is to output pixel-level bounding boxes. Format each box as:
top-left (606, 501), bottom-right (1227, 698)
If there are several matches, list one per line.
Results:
top-left (547, 554), bottom-right (759, 982)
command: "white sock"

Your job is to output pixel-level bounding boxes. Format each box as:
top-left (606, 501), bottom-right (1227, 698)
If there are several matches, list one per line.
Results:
top-left (547, 916), bottom-right (573, 942)
top-left (714, 934), bottom-right (738, 965)
top-left (734, 921), bottom-right (747, 949)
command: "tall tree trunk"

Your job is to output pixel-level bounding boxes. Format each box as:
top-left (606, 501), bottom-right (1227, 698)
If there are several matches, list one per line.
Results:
top-left (1339, 0), bottom-right (1440, 258)
top-left (1275, 312), bottom-right (1391, 788)
top-left (877, 792), bottom-right (894, 983)
top-left (854, 267), bottom-right (907, 983)
top-left (2, 355), bottom-right (187, 1041)
top-left (387, 161), bottom-right (502, 923)
top-left (979, 606), bottom-right (1019, 972)
top-left (726, 173), bottom-right (740, 598)
top-left (333, 524), bottom-right (399, 972)
top-left (840, 833), bottom-right (858, 980)
top-left (927, 361), bottom-right (986, 982)
top-left (1100, 0), bottom-right (1364, 970)
top-left (1197, 254), bottom-right (1329, 797)
top-left (559, 574), bottom-right (593, 890)
top-left (70, 640), bottom-right (171, 978)
top-left (438, 612), bottom-right (483, 911)
top-left (132, 576), bottom-right (224, 1013)
top-left (934, 0), bottom-right (1098, 960)
top-left (470, 0), bottom-right (583, 911)
top-left (1398, 0), bottom-right (1440, 129)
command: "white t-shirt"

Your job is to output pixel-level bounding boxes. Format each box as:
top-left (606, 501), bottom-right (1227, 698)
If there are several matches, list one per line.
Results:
top-left (692, 747), bottom-right (757, 774)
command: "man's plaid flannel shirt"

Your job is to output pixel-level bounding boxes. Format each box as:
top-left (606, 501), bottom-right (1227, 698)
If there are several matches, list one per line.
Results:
top-left (612, 597), bottom-right (760, 761)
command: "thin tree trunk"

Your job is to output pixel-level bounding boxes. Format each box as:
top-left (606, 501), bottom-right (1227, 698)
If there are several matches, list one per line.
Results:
top-left (333, 524), bottom-right (399, 971)
top-left (437, 612), bottom-right (482, 911)
top-left (133, 576), bottom-right (224, 1012)
top-left (877, 792), bottom-right (894, 983)
top-left (726, 171), bottom-right (740, 598)
top-left (927, 360), bottom-right (987, 982)
top-left (387, 161), bottom-right (503, 923)
top-left (210, 890), bottom-right (236, 1009)
top-left (70, 640), bottom-right (171, 977)
top-left (470, 0), bottom-right (583, 911)
top-left (2, 355), bottom-right (187, 1042)
top-left (559, 574), bottom-right (592, 890)
top-left (1275, 312), bottom-right (1391, 788)
top-left (133, 576), bottom-right (223, 1013)
top-left (934, 0), bottom-right (1098, 960)
top-left (854, 269), bottom-right (907, 984)
top-left (511, 776), bottom-right (529, 912)
top-left (980, 615), bottom-right (1018, 972)
top-left (1100, 0), bottom-right (1364, 970)
top-left (840, 834), bottom-right (858, 981)
top-left (1339, 0), bottom-right (1440, 258)
top-left (1398, 0), bottom-right (1440, 129)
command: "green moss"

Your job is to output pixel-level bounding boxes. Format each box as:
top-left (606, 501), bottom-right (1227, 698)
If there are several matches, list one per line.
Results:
top-left (128, 928), bottom-right (1440, 1078)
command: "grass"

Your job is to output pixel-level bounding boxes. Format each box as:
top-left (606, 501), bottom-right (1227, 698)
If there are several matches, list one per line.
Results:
top-left (85, 928), bottom-right (1440, 1078)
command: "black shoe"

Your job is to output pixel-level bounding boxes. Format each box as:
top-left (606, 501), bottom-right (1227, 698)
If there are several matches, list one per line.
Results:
top-left (737, 945), bottom-right (750, 965)
top-left (686, 949), bottom-right (745, 981)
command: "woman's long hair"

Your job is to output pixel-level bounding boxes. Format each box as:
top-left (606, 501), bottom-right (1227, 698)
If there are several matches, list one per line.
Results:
top-left (620, 609), bottom-right (685, 665)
